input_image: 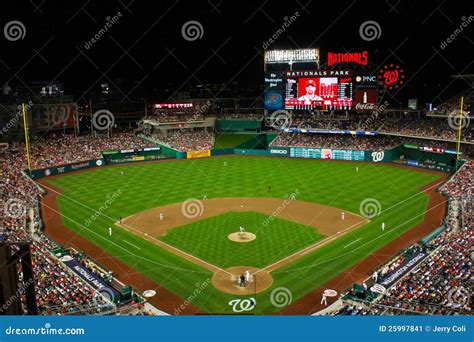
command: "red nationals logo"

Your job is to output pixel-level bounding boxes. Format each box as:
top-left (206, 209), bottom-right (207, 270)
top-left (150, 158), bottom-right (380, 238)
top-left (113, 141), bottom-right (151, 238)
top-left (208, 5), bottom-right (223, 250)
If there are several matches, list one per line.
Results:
top-left (378, 64), bottom-right (405, 90)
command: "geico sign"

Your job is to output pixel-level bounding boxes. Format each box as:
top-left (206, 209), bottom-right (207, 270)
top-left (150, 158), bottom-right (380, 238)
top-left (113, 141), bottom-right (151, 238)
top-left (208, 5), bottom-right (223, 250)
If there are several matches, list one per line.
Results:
top-left (271, 149), bottom-right (288, 155)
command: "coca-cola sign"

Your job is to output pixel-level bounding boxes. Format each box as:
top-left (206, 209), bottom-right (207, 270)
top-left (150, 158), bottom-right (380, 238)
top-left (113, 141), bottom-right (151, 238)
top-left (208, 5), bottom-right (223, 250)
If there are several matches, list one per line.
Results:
top-left (355, 103), bottom-right (376, 111)
top-left (354, 89), bottom-right (377, 110)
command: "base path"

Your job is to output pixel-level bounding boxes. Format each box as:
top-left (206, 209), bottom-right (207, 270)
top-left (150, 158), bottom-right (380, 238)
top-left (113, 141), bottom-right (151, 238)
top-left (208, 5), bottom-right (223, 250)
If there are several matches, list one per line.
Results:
top-left (118, 197), bottom-right (368, 237)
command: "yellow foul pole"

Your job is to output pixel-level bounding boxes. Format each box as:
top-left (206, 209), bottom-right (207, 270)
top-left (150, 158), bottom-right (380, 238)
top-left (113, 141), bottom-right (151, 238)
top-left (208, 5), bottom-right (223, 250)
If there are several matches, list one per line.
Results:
top-left (22, 103), bottom-right (32, 176)
top-left (455, 97), bottom-right (464, 162)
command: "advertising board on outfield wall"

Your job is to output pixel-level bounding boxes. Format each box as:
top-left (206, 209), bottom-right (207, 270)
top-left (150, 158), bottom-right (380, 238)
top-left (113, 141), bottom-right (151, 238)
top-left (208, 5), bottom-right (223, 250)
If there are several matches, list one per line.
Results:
top-left (289, 147), bottom-right (366, 161)
top-left (187, 149), bottom-right (211, 159)
top-left (29, 159), bottom-right (104, 179)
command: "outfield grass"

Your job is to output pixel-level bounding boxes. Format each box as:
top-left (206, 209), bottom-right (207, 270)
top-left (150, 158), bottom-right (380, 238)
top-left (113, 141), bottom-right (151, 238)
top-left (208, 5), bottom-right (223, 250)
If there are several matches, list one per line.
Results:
top-left (160, 211), bottom-right (325, 268)
top-left (46, 155), bottom-right (440, 314)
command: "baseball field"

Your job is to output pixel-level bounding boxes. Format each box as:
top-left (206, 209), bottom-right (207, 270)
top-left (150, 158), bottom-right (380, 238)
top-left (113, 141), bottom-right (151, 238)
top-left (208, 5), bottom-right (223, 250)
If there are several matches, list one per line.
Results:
top-left (38, 155), bottom-right (444, 314)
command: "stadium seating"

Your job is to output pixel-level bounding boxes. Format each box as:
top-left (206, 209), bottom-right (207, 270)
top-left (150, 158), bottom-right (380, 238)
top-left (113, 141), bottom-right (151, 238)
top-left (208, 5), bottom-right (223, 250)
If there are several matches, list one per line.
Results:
top-left (325, 161), bottom-right (473, 316)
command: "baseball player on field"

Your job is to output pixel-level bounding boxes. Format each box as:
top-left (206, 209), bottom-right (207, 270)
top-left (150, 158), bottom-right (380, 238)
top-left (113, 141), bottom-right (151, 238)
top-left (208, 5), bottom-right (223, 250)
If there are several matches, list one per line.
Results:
top-left (340, 211), bottom-right (345, 220)
top-left (321, 291), bottom-right (328, 306)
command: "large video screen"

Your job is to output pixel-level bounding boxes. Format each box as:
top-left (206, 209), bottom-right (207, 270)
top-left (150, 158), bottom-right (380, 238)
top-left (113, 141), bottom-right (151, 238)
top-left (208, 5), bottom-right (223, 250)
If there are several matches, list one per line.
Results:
top-left (284, 72), bottom-right (353, 110)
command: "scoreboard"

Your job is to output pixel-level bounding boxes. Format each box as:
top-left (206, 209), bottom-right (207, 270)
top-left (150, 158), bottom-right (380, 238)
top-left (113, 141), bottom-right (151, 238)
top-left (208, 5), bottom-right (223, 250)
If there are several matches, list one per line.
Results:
top-left (289, 147), bottom-right (365, 161)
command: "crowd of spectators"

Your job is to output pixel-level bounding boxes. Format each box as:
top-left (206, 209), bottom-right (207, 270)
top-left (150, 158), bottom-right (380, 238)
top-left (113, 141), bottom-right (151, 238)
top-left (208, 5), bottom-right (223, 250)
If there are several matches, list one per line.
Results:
top-left (27, 237), bottom-right (113, 315)
top-left (146, 112), bottom-right (205, 124)
top-left (268, 110), bottom-right (473, 142)
top-left (152, 129), bottom-right (214, 151)
top-left (325, 161), bottom-right (473, 316)
top-left (440, 161), bottom-right (473, 228)
top-left (272, 133), bottom-right (403, 151)
top-left (1, 133), bottom-right (155, 315)
top-left (21, 133), bottom-right (154, 169)
top-left (270, 133), bottom-right (474, 159)
top-left (377, 225), bottom-right (472, 315)
top-left (431, 90), bottom-right (473, 116)
top-left (379, 117), bottom-right (473, 142)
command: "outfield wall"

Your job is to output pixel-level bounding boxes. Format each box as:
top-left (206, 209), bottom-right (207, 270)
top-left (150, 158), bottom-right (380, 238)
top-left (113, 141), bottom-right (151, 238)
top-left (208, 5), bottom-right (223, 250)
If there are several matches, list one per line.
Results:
top-left (29, 159), bottom-right (105, 179)
top-left (28, 144), bottom-right (454, 180)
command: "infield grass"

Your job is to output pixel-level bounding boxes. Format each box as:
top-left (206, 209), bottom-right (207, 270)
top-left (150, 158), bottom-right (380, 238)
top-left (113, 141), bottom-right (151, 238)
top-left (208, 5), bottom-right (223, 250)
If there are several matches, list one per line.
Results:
top-left (45, 155), bottom-right (440, 314)
top-left (160, 211), bottom-right (325, 268)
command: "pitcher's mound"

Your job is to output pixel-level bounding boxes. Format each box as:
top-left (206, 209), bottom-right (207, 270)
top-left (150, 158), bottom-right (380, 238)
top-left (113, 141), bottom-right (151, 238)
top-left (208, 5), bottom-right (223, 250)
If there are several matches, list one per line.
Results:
top-left (228, 232), bottom-right (256, 243)
top-left (211, 266), bottom-right (273, 295)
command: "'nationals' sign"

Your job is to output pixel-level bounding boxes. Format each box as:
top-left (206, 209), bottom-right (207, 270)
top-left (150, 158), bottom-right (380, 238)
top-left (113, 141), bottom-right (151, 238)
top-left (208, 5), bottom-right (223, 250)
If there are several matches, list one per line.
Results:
top-left (327, 51), bottom-right (368, 67)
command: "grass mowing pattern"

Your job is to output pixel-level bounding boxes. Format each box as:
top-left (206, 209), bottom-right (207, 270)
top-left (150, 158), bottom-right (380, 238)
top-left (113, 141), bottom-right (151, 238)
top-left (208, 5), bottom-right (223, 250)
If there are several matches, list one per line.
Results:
top-left (160, 211), bottom-right (325, 269)
top-left (46, 156), bottom-right (440, 313)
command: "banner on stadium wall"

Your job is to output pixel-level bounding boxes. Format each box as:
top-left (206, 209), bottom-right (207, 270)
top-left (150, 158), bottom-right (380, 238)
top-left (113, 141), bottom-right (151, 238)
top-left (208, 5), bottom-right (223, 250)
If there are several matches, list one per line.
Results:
top-left (62, 258), bottom-right (120, 299)
top-left (187, 149), bottom-right (211, 159)
top-left (378, 252), bottom-right (428, 288)
top-left (106, 155), bottom-right (169, 164)
top-left (29, 159), bottom-right (104, 179)
top-left (397, 159), bottom-right (453, 172)
top-left (283, 128), bottom-right (379, 136)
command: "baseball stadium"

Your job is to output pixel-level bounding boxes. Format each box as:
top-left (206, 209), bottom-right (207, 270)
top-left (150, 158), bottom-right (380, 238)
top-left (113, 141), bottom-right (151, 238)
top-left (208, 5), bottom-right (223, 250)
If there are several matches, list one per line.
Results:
top-left (0, 1), bottom-right (472, 323)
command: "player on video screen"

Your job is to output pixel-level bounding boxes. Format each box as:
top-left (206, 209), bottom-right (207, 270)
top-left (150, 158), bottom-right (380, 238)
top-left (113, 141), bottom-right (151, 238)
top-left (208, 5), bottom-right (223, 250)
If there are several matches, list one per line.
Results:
top-left (298, 79), bottom-right (323, 104)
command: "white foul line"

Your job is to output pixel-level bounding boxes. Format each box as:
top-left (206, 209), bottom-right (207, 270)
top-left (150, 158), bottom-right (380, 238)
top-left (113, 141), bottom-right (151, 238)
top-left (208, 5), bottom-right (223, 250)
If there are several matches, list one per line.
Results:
top-left (344, 238), bottom-right (362, 249)
top-left (122, 239), bottom-right (141, 250)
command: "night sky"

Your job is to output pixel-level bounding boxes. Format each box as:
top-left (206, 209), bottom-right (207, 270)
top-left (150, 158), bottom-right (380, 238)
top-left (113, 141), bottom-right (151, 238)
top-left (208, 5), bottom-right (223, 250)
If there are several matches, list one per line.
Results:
top-left (1, 0), bottom-right (472, 105)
